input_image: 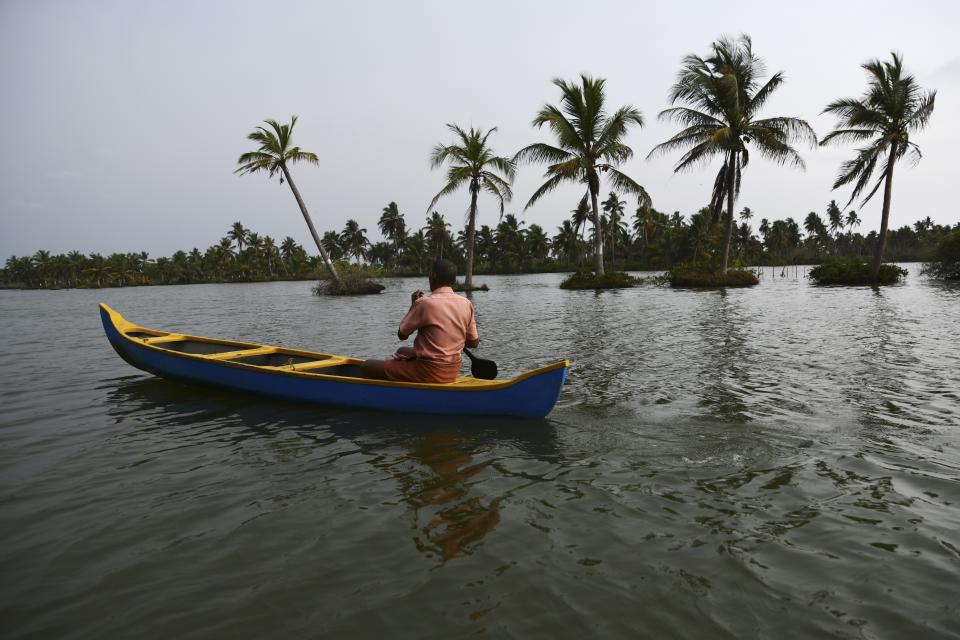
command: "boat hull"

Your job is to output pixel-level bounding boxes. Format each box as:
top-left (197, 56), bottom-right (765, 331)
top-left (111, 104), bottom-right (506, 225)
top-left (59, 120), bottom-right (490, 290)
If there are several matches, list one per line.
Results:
top-left (100, 305), bottom-right (568, 419)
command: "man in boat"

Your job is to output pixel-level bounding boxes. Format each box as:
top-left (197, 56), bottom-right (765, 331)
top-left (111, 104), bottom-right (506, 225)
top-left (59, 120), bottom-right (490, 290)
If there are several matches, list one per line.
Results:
top-left (361, 259), bottom-right (479, 383)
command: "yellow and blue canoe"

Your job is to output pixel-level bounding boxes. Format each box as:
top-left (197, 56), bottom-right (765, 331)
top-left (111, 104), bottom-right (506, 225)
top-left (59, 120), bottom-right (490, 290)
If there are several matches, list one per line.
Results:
top-left (99, 304), bottom-right (569, 419)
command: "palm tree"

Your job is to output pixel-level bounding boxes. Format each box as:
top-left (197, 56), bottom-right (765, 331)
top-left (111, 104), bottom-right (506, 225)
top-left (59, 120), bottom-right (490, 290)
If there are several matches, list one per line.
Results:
top-left (262, 236), bottom-right (278, 277)
top-left (215, 237), bottom-right (235, 279)
top-left (321, 231), bottom-right (344, 262)
top-left (378, 202), bottom-right (407, 256)
top-left (845, 210), bottom-right (861, 233)
top-left (494, 214), bottom-right (525, 270)
top-left (84, 253), bottom-right (111, 288)
top-left (280, 236), bottom-right (298, 264)
top-left (428, 124), bottom-right (515, 289)
top-left (804, 211), bottom-right (827, 255)
top-left (403, 230), bottom-right (429, 274)
top-left (570, 195), bottom-right (591, 240)
top-left (689, 209), bottom-right (713, 262)
top-left (825, 200), bottom-right (844, 239)
top-left (31, 250), bottom-right (51, 287)
top-left (820, 53), bottom-right (936, 281)
top-left (424, 211), bottom-right (451, 259)
top-left (553, 220), bottom-right (578, 263)
top-left (525, 224), bottom-right (550, 265)
top-left (649, 35), bottom-right (816, 272)
top-left (228, 222), bottom-right (248, 254)
top-left (601, 192), bottom-right (627, 263)
top-left (340, 219), bottom-right (369, 263)
top-left (759, 218), bottom-right (771, 246)
top-left (632, 204), bottom-right (651, 256)
top-left (515, 74), bottom-right (650, 276)
top-left (235, 116), bottom-right (342, 287)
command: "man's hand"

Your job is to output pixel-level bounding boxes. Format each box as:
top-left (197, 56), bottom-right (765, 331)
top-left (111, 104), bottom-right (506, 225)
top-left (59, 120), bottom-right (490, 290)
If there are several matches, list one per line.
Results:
top-left (411, 289), bottom-right (424, 305)
top-left (393, 346), bottom-right (416, 361)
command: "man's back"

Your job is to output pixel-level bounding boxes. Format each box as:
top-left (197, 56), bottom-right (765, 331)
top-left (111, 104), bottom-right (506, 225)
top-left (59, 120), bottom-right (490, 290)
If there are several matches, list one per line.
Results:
top-left (399, 286), bottom-right (478, 365)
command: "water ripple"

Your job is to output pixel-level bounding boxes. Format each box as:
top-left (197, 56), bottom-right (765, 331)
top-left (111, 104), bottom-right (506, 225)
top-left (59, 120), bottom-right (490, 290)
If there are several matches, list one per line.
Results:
top-left (2, 271), bottom-right (959, 638)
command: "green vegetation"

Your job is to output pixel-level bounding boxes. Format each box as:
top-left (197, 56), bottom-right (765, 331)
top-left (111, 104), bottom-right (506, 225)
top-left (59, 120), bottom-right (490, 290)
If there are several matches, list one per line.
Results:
top-left (669, 264), bottom-right (759, 288)
top-left (922, 228), bottom-right (960, 280)
top-left (821, 53), bottom-right (936, 282)
top-left (809, 258), bottom-right (907, 285)
top-left (559, 271), bottom-right (639, 290)
top-left (1, 43), bottom-right (948, 295)
top-left (4, 213), bottom-right (957, 290)
top-left (452, 283), bottom-right (489, 292)
top-left (0, 224), bottom-right (320, 288)
top-left (649, 35), bottom-right (816, 275)
top-left (313, 264), bottom-right (386, 295)
top-left (514, 74), bottom-right (650, 277)
top-left (428, 125), bottom-right (515, 291)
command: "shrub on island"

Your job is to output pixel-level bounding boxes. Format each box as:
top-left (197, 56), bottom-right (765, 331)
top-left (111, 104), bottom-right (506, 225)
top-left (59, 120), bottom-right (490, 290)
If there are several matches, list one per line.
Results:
top-left (668, 263), bottom-right (759, 288)
top-left (313, 263), bottom-right (385, 296)
top-left (808, 258), bottom-right (907, 285)
top-left (559, 270), bottom-right (640, 290)
top-left (921, 228), bottom-right (960, 280)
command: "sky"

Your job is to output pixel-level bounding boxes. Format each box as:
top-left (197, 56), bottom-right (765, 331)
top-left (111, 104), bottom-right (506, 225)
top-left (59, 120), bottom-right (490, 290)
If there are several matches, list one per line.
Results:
top-left (1, 0), bottom-right (958, 261)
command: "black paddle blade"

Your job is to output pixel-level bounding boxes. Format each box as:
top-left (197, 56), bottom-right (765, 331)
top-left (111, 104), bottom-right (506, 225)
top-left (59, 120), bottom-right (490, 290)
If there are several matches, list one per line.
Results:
top-left (464, 348), bottom-right (498, 380)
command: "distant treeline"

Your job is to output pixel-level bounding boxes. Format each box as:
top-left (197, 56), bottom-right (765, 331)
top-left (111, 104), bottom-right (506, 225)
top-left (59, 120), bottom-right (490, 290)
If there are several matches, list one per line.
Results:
top-left (2, 203), bottom-right (956, 289)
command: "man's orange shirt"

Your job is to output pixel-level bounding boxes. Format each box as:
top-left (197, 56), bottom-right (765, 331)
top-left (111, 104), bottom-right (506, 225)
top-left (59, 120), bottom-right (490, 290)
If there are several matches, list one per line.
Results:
top-left (399, 287), bottom-right (479, 365)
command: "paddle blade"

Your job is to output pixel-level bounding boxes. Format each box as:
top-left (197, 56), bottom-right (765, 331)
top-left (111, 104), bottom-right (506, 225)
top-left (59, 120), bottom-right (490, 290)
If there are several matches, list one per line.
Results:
top-left (471, 358), bottom-right (498, 380)
top-left (464, 348), bottom-right (498, 380)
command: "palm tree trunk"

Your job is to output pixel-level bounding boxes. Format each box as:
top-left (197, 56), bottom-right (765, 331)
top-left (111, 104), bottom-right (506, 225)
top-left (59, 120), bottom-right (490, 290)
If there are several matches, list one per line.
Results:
top-left (591, 187), bottom-right (605, 276)
top-left (465, 186), bottom-right (479, 290)
top-left (869, 144), bottom-right (897, 281)
top-left (281, 166), bottom-right (342, 287)
top-left (721, 153), bottom-right (736, 273)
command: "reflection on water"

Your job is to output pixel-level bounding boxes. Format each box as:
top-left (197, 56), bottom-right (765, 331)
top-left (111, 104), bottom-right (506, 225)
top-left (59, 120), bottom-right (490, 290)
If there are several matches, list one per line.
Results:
top-left (103, 376), bottom-right (559, 564)
top-left (2, 271), bottom-right (959, 638)
top-left (391, 431), bottom-right (502, 561)
top-left (694, 290), bottom-right (752, 423)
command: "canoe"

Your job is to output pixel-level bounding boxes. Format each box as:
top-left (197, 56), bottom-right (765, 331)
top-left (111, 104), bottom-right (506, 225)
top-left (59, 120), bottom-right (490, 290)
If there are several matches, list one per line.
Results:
top-left (99, 304), bottom-right (570, 418)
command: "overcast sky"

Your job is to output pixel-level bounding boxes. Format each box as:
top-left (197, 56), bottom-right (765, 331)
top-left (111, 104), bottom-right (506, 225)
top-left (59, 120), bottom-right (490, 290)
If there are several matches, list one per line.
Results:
top-left (1, 0), bottom-right (957, 261)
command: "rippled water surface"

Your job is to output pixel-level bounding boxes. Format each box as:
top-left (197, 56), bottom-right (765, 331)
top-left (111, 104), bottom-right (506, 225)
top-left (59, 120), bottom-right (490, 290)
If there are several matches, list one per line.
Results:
top-left (2, 270), bottom-right (959, 639)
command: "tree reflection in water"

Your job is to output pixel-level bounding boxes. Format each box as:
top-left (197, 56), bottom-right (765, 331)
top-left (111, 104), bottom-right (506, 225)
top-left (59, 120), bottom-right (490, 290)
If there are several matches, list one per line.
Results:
top-left (694, 289), bottom-right (753, 423)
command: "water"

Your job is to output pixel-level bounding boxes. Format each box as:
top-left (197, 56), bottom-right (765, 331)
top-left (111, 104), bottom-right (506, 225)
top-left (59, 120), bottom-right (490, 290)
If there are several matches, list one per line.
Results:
top-left (1, 270), bottom-right (959, 639)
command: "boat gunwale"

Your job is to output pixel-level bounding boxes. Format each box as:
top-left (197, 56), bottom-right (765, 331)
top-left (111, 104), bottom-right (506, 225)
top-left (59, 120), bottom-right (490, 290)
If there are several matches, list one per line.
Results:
top-left (100, 304), bottom-right (570, 392)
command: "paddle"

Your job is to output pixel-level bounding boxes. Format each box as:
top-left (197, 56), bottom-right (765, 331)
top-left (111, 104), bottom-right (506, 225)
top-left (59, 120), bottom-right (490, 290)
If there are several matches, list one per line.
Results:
top-left (463, 348), bottom-right (498, 380)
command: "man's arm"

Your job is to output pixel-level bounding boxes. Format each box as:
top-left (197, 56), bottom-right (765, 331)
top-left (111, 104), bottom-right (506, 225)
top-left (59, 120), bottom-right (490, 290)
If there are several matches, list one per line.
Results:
top-left (398, 291), bottom-right (425, 341)
top-left (464, 303), bottom-right (479, 349)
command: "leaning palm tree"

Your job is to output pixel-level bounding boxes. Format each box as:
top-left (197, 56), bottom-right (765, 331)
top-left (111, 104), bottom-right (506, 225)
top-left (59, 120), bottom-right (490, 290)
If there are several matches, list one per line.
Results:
top-left (515, 74), bottom-right (651, 276)
top-left (820, 52), bottom-right (936, 281)
top-left (649, 35), bottom-right (817, 272)
top-left (428, 124), bottom-right (515, 289)
top-left (235, 116), bottom-right (341, 287)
